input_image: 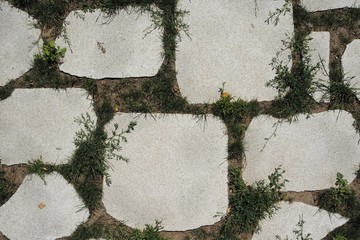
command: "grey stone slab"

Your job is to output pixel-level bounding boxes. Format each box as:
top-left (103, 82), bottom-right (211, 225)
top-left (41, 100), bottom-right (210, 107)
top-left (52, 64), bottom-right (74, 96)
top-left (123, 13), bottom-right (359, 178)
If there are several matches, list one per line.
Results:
top-left (0, 0), bottom-right (41, 86)
top-left (0, 88), bottom-right (96, 165)
top-left (57, 9), bottom-right (162, 79)
top-left (176, 0), bottom-right (293, 103)
top-left (342, 39), bottom-right (360, 97)
top-left (301, 0), bottom-right (359, 11)
top-left (103, 114), bottom-right (228, 231)
top-left (0, 174), bottom-right (89, 240)
top-left (253, 202), bottom-right (348, 239)
top-left (243, 111), bottom-right (360, 191)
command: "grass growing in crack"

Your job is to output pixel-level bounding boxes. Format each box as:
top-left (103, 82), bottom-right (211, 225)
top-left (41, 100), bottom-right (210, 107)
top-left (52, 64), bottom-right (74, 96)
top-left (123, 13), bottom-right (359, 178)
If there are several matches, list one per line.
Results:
top-left (27, 156), bottom-right (56, 183)
top-left (58, 113), bottom-right (136, 210)
top-left (213, 83), bottom-right (260, 122)
top-left (0, 166), bottom-right (15, 206)
top-left (267, 34), bottom-right (321, 119)
top-left (319, 76), bottom-right (358, 109)
top-left (220, 167), bottom-right (287, 237)
top-left (27, 41), bottom-right (70, 88)
top-left (0, 83), bottom-right (14, 101)
top-left (319, 172), bottom-right (360, 219)
top-left (128, 221), bottom-right (168, 240)
top-left (265, 0), bottom-right (292, 26)
top-left (11, 0), bottom-right (67, 27)
top-left (69, 221), bottom-right (167, 240)
top-left (68, 222), bottom-right (129, 240)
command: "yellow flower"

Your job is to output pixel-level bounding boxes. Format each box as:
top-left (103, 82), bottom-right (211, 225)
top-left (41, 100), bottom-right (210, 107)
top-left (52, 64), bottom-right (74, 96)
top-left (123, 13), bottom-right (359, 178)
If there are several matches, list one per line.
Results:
top-left (114, 104), bottom-right (119, 112)
top-left (221, 91), bottom-right (231, 98)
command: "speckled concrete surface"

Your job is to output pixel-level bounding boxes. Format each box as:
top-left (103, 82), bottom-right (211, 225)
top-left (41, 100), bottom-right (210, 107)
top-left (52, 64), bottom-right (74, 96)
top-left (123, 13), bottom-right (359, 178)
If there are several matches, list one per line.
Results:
top-left (0, 0), bottom-right (41, 86)
top-left (0, 174), bottom-right (89, 240)
top-left (243, 111), bottom-right (360, 191)
top-left (252, 202), bottom-right (348, 240)
top-left (0, 88), bottom-right (96, 165)
top-left (176, 0), bottom-right (293, 103)
top-left (57, 8), bottom-right (162, 79)
top-left (103, 113), bottom-right (228, 231)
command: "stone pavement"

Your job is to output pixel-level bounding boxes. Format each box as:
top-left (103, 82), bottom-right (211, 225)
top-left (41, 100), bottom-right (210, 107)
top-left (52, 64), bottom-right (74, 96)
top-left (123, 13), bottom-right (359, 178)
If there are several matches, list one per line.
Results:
top-left (1, 0), bottom-right (360, 239)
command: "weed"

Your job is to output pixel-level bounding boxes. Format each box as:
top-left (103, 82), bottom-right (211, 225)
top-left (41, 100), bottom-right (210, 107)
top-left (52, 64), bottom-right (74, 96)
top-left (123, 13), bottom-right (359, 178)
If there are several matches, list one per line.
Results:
top-left (266, 0), bottom-right (292, 26)
top-left (83, 79), bottom-right (97, 95)
top-left (35, 41), bottom-right (66, 66)
top-left (275, 215), bottom-right (313, 240)
top-left (213, 83), bottom-right (260, 122)
top-left (267, 34), bottom-right (320, 119)
top-left (0, 167), bottom-right (14, 206)
top-left (221, 167), bottom-right (287, 237)
top-left (27, 156), bottom-right (55, 183)
top-left (32, 0), bottom-right (67, 27)
top-left (28, 41), bottom-right (70, 88)
top-left (319, 172), bottom-right (360, 219)
top-left (0, 82), bottom-right (14, 101)
top-left (68, 221), bottom-right (130, 240)
top-left (318, 76), bottom-right (358, 109)
top-left (58, 113), bottom-right (135, 210)
top-left (128, 221), bottom-right (168, 240)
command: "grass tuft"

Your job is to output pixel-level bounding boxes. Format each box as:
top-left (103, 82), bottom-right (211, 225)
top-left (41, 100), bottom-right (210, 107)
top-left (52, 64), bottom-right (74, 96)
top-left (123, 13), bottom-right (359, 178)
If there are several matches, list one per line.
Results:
top-left (221, 167), bottom-right (287, 237)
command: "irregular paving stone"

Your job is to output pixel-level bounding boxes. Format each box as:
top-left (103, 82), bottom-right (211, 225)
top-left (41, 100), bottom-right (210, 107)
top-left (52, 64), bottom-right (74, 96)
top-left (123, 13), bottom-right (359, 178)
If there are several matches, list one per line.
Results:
top-left (0, 174), bottom-right (89, 240)
top-left (252, 202), bottom-right (348, 239)
top-left (57, 9), bottom-right (162, 79)
top-left (103, 114), bottom-right (228, 231)
top-left (0, 88), bottom-right (96, 165)
top-left (0, 0), bottom-right (41, 86)
top-left (176, 0), bottom-right (293, 103)
top-left (300, 0), bottom-right (359, 12)
top-left (342, 39), bottom-right (360, 97)
top-left (308, 31), bottom-right (330, 101)
top-left (243, 111), bottom-right (360, 191)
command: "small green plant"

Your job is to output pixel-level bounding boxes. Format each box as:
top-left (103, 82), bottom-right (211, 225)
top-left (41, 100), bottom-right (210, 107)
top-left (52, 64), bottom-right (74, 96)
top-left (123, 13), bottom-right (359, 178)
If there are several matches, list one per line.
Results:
top-left (267, 34), bottom-right (321, 119)
top-left (319, 172), bottom-right (359, 218)
top-left (275, 215), bottom-right (313, 240)
top-left (221, 166), bottom-right (287, 237)
top-left (213, 83), bottom-right (260, 122)
top-left (35, 41), bottom-right (66, 65)
top-left (27, 156), bottom-right (54, 183)
top-left (266, 0), bottom-right (292, 26)
top-left (128, 221), bottom-right (168, 240)
top-left (0, 167), bottom-right (14, 206)
top-left (332, 235), bottom-right (348, 240)
top-left (58, 113), bottom-right (135, 210)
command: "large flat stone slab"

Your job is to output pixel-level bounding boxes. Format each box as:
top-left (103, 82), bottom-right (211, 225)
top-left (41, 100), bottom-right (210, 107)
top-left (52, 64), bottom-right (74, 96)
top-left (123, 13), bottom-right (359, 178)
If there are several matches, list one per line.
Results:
top-left (103, 114), bottom-right (228, 231)
top-left (176, 0), bottom-right (293, 103)
top-left (308, 31), bottom-right (330, 101)
top-left (0, 88), bottom-right (96, 165)
top-left (0, 0), bottom-right (41, 86)
top-left (253, 202), bottom-right (348, 239)
top-left (0, 174), bottom-right (89, 239)
top-left (301, 0), bottom-right (359, 12)
top-left (243, 111), bottom-right (360, 191)
top-left (342, 39), bottom-right (360, 97)
top-left (57, 9), bottom-right (162, 79)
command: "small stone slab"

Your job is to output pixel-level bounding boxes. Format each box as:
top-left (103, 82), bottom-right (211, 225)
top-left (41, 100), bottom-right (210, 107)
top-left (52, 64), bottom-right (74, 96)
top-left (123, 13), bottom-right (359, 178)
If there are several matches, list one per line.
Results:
top-left (103, 114), bottom-right (228, 231)
top-left (243, 111), bottom-right (360, 191)
top-left (252, 202), bottom-right (348, 239)
top-left (0, 174), bottom-right (89, 239)
top-left (301, 0), bottom-right (359, 12)
top-left (0, 0), bottom-right (41, 86)
top-left (57, 9), bottom-right (162, 79)
top-left (0, 88), bottom-right (96, 165)
top-left (308, 31), bottom-right (330, 101)
top-left (176, 0), bottom-right (293, 103)
top-left (342, 39), bottom-right (360, 97)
